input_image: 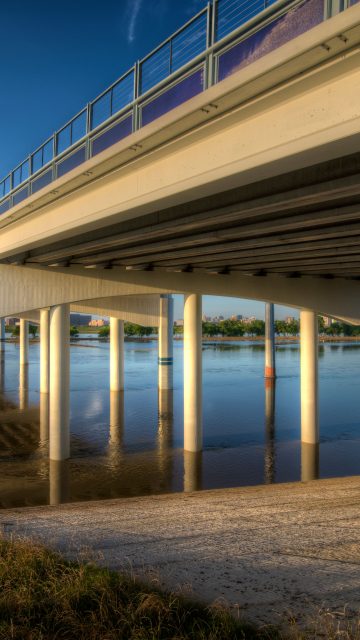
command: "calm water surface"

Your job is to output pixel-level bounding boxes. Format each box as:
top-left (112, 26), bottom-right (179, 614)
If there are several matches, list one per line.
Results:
top-left (1, 338), bottom-right (360, 508)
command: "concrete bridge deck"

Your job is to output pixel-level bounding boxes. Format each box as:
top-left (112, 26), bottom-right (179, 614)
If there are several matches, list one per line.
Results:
top-left (1, 476), bottom-right (360, 628)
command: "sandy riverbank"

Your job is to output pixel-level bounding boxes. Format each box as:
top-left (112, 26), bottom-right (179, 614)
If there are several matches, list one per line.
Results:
top-left (1, 476), bottom-right (360, 629)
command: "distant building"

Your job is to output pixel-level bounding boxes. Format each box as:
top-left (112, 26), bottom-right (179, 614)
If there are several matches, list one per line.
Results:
top-left (5, 317), bottom-right (17, 326)
top-left (70, 313), bottom-right (92, 326)
top-left (242, 316), bottom-right (256, 325)
top-left (89, 318), bottom-right (109, 327)
top-left (285, 316), bottom-right (296, 324)
top-left (174, 319), bottom-right (184, 326)
top-left (230, 314), bottom-right (243, 321)
top-left (320, 315), bottom-right (333, 327)
top-left (202, 314), bottom-right (211, 322)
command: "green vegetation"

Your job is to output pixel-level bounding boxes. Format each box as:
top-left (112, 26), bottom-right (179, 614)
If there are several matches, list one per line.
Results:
top-left (98, 324), bottom-right (110, 338)
top-left (98, 323), bottom-right (156, 338)
top-left (29, 324), bottom-right (38, 339)
top-left (201, 318), bottom-right (360, 338)
top-left (0, 539), bottom-right (272, 640)
top-left (70, 325), bottom-right (79, 337)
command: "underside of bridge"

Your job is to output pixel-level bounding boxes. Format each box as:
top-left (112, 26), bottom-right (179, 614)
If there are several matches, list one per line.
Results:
top-left (8, 152), bottom-right (360, 281)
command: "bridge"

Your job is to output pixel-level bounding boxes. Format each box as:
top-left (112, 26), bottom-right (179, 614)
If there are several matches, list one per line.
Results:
top-left (0, 0), bottom-right (360, 468)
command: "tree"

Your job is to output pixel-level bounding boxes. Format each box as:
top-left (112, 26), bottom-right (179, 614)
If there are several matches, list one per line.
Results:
top-left (173, 325), bottom-right (183, 335)
top-left (70, 325), bottom-right (79, 337)
top-left (202, 321), bottom-right (220, 337)
top-left (11, 325), bottom-right (20, 337)
top-left (98, 325), bottom-right (110, 338)
top-left (29, 324), bottom-right (38, 339)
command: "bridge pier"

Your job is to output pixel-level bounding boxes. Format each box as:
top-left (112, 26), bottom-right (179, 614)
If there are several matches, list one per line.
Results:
top-left (265, 303), bottom-right (276, 379)
top-left (19, 363), bottom-right (29, 410)
top-left (40, 308), bottom-right (50, 394)
top-left (301, 442), bottom-right (319, 482)
top-left (49, 303), bottom-right (70, 461)
top-left (19, 319), bottom-right (29, 366)
top-left (158, 294), bottom-right (174, 390)
top-left (300, 310), bottom-right (319, 444)
top-left (184, 293), bottom-right (202, 452)
top-left (110, 318), bottom-right (124, 391)
top-left (184, 451), bottom-right (202, 492)
top-left (264, 379), bottom-right (276, 484)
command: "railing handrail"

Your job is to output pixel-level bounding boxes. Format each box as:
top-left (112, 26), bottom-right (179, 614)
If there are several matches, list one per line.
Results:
top-left (0, 0), bottom-right (349, 207)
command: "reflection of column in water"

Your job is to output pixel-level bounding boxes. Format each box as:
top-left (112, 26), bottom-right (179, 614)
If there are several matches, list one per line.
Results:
top-left (39, 392), bottom-right (49, 450)
top-left (301, 442), bottom-right (319, 482)
top-left (0, 355), bottom-right (5, 395)
top-left (264, 378), bottom-right (276, 484)
top-left (158, 389), bottom-right (173, 451)
top-left (49, 459), bottom-right (70, 506)
top-left (184, 450), bottom-right (202, 493)
top-left (108, 390), bottom-right (125, 466)
top-left (19, 363), bottom-right (29, 410)
top-left (157, 389), bottom-right (174, 490)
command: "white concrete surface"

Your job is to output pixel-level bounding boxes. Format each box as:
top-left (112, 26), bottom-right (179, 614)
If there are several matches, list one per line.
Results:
top-left (158, 295), bottom-right (173, 390)
top-left (184, 293), bottom-right (202, 452)
top-left (19, 319), bottom-right (29, 366)
top-left (40, 308), bottom-right (50, 394)
top-left (300, 310), bottom-right (319, 444)
top-left (49, 303), bottom-right (70, 461)
top-left (110, 318), bottom-right (124, 392)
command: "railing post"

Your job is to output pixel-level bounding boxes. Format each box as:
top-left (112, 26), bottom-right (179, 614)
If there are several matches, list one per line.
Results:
top-left (133, 62), bottom-right (141, 132)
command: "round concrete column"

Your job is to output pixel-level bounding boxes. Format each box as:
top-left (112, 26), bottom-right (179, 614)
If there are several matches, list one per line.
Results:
top-left (110, 318), bottom-right (124, 391)
top-left (265, 303), bottom-right (276, 379)
top-left (158, 295), bottom-right (174, 390)
top-left (301, 442), bottom-right (319, 482)
top-left (19, 319), bottom-right (29, 366)
top-left (184, 451), bottom-right (202, 492)
top-left (49, 303), bottom-right (70, 461)
top-left (0, 318), bottom-right (5, 351)
top-left (300, 309), bottom-right (319, 444)
top-left (184, 293), bottom-right (202, 452)
top-left (40, 308), bottom-right (50, 394)
top-left (19, 363), bottom-right (29, 410)
top-left (264, 379), bottom-right (276, 484)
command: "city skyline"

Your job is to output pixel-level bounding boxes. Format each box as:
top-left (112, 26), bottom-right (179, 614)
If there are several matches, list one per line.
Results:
top-left (172, 295), bottom-right (299, 321)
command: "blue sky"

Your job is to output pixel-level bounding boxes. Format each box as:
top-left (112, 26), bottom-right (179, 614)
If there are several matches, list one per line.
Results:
top-left (0, 0), bottom-right (295, 320)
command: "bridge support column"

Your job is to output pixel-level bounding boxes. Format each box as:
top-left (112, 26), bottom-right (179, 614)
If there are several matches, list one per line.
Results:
top-left (265, 303), bottom-right (276, 379)
top-left (19, 363), bottom-right (29, 410)
top-left (19, 319), bottom-right (29, 366)
top-left (301, 442), bottom-right (319, 482)
top-left (0, 318), bottom-right (5, 351)
top-left (264, 379), bottom-right (276, 484)
top-left (40, 308), bottom-right (50, 394)
top-left (184, 293), bottom-right (202, 452)
top-left (49, 303), bottom-right (70, 461)
top-left (300, 310), bottom-right (319, 444)
top-left (110, 318), bottom-right (124, 391)
top-left (158, 294), bottom-right (173, 390)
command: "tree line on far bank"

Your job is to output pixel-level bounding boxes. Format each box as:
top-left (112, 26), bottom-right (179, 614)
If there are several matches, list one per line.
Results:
top-left (99, 317), bottom-right (360, 338)
top-left (6, 317), bottom-right (360, 339)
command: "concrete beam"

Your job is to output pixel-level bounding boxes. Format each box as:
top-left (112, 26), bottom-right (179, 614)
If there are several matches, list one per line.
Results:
top-left (2, 264), bottom-right (360, 322)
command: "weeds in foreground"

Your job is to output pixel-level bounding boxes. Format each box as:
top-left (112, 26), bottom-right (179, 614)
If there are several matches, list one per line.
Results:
top-left (0, 538), bottom-right (277, 639)
top-left (0, 538), bottom-right (359, 639)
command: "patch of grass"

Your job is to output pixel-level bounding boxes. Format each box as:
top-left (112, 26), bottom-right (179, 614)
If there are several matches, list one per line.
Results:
top-left (0, 538), bottom-right (277, 639)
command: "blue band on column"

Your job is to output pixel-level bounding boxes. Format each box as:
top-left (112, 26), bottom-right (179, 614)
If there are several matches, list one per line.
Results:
top-left (158, 357), bottom-right (173, 365)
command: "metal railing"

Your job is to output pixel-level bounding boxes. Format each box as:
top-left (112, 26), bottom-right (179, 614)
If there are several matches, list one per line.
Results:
top-left (0, 0), bottom-right (356, 214)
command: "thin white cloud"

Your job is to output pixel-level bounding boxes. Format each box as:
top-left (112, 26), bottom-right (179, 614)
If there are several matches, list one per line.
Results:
top-left (127, 0), bottom-right (143, 43)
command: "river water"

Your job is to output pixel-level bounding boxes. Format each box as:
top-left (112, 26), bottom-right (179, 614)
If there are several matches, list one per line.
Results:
top-left (0, 338), bottom-right (359, 508)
